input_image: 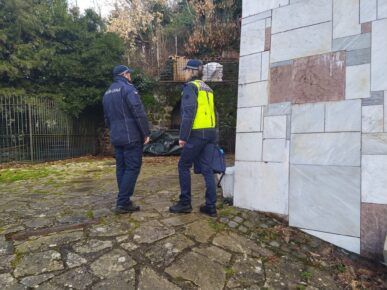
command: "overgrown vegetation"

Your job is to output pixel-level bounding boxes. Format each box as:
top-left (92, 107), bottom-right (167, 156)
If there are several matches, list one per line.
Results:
top-left (0, 0), bottom-right (241, 116)
top-left (0, 168), bottom-right (60, 183)
top-left (0, 0), bottom-right (124, 115)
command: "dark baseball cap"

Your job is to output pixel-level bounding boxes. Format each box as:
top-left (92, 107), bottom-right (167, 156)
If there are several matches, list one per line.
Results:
top-left (183, 59), bottom-right (203, 70)
top-left (112, 65), bottom-right (134, 76)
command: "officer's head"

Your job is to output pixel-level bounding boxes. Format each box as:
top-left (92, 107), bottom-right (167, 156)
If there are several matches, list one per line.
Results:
top-left (113, 65), bottom-right (134, 81)
top-left (183, 59), bottom-right (203, 81)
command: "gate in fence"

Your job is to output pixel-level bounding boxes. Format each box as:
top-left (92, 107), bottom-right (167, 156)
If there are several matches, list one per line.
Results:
top-left (0, 95), bottom-right (98, 163)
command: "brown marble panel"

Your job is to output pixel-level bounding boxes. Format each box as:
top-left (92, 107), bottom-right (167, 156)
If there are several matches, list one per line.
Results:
top-left (269, 64), bottom-right (293, 104)
top-left (265, 27), bottom-right (271, 51)
top-left (269, 52), bottom-right (346, 104)
top-left (361, 22), bottom-right (372, 34)
top-left (361, 203), bottom-right (387, 261)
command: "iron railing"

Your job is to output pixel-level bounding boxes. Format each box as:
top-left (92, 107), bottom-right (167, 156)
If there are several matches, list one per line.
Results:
top-left (0, 95), bottom-right (98, 163)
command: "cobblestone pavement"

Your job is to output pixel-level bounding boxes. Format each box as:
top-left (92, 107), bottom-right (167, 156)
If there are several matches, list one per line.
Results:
top-left (0, 157), bottom-right (386, 289)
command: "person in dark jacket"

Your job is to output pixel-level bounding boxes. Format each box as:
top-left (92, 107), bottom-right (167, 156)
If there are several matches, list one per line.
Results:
top-left (169, 59), bottom-right (219, 217)
top-left (103, 65), bottom-right (150, 214)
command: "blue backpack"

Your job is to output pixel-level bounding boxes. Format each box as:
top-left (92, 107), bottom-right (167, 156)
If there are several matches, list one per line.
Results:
top-left (193, 144), bottom-right (226, 175)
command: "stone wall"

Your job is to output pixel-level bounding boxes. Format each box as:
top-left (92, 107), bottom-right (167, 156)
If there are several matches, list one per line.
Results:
top-left (235, 0), bottom-right (387, 261)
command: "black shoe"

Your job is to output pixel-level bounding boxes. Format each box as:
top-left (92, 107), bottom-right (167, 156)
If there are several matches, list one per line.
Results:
top-left (200, 204), bottom-right (217, 217)
top-left (169, 202), bottom-right (192, 214)
top-left (115, 203), bottom-right (140, 214)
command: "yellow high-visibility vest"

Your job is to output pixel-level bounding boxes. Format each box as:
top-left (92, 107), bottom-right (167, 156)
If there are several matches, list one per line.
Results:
top-left (190, 80), bottom-right (216, 129)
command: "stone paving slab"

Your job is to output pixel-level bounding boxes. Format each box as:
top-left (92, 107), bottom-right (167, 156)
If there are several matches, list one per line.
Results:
top-left (0, 157), bottom-right (386, 289)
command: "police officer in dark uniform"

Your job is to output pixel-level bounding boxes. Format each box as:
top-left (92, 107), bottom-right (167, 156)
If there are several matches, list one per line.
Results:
top-left (103, 65), bottom-right (150, 214)
top-left (169, 59), bottom-right (218, 217)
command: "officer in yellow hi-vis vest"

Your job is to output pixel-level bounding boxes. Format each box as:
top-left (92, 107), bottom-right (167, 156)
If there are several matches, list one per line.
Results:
top-left (169, 59), bottom-right (218, 217)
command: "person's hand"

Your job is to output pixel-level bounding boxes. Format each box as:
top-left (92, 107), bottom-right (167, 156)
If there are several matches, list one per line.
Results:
top-left (144, 136), bottom-right (150, 145)
top-left (179, 140), bottom-right (186, 148)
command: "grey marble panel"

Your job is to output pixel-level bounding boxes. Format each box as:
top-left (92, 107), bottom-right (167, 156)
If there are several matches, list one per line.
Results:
top-left (290, 132), bottom-right (361, 166)
top-left (290, 164), bottom-right (360, 237)
top-left (270, 60), bottom-right (293, 68)
top-left (332, 33), bottom-right (371, 51)
top-left (362, 91), bottom-right (384, 106)
top-left (346, 48), bottom-right (371, 66)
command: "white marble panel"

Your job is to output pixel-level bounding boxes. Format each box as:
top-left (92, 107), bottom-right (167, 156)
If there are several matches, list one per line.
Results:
top-left (243, 10), bottom-right (272, 25)
top-left (371, 19), bottom-right (387, 91)
top-left (263, 139), bottom-right (289, 162)
top-left (291, 103), bottom-right (325, 133)
top-left (346, 64), bottom-right (371, 99)
top-left (266, 17), bottom-right (272, 28)
top-left (333, 0), bottom-right (361, 38)
top-left (272, 0), bottom-right (332, 34)
top-left (236, 107), bottom-right (262, 132)
top-left (271, 22), bottom-right (332, 63)
top-left (362, 105), bottom-right (384, 133)
top-left (360, 0), bottom-right (377, 23)
top-left (238, 81), bottom-right (268, 107)
top-left (264, 115), bottom-right (287, 138)
top-left (362, 155), bottom-right (387, 204)
top-left (378, 0), bottom-right (387, 19)
top-left (290, 164), bottom-right (361, 237)
top-left (261, 51), bottom-right (270, 81)
top-left (234, 161), bottom-right (289, 215)
top-left (239, 54), bottom-right (261, 84)
top-left (240, 18), bottom-right (266, 56)
top-left (302, 229), bottom-right (360, 254)
top-left (290, 133), bottom-right (361, 166)
top-left (243, 0), bottom-right (289, 18)
top-left (325, 100), bottom-right (361, 132)
top-left (363, 133), bottom-right (387, 155)
top-left (235, 133), bottom-right (263, 161)
top-left (385, 94), bottom-right (387, 131)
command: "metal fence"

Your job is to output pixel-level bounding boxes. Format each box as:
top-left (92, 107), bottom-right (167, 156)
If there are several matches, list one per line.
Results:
top-left (0, 95), bottom-right (98, 163)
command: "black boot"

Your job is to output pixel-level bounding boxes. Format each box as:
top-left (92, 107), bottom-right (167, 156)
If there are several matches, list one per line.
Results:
top-left (115, 203), bottom-right (140, 214)
top-left (200, 204), bottom-right (217, 217)
top-left (169, 201), bottom-right (192, 214)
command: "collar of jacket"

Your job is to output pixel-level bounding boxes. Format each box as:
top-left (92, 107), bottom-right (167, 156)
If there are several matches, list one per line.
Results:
top-left (114, 75), bottom-right (132, 85)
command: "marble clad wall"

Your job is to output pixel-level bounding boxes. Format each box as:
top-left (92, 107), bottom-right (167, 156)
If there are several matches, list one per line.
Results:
top-left (235, 0), bottom-right (387, 260)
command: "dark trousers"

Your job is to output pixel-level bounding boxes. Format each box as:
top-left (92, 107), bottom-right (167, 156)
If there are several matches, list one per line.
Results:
top-left (114, 143), bottom-right (143, 208)
top-left (178, 135), bottom-right (216, 208)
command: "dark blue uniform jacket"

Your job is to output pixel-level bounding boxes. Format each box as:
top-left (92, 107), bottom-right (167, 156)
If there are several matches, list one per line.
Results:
top-left (103, 76), bottom-right (150, 146)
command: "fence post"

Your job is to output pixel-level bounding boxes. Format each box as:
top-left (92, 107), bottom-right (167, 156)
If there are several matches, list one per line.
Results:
top-left (28, 102), bottom-right (34, 162)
